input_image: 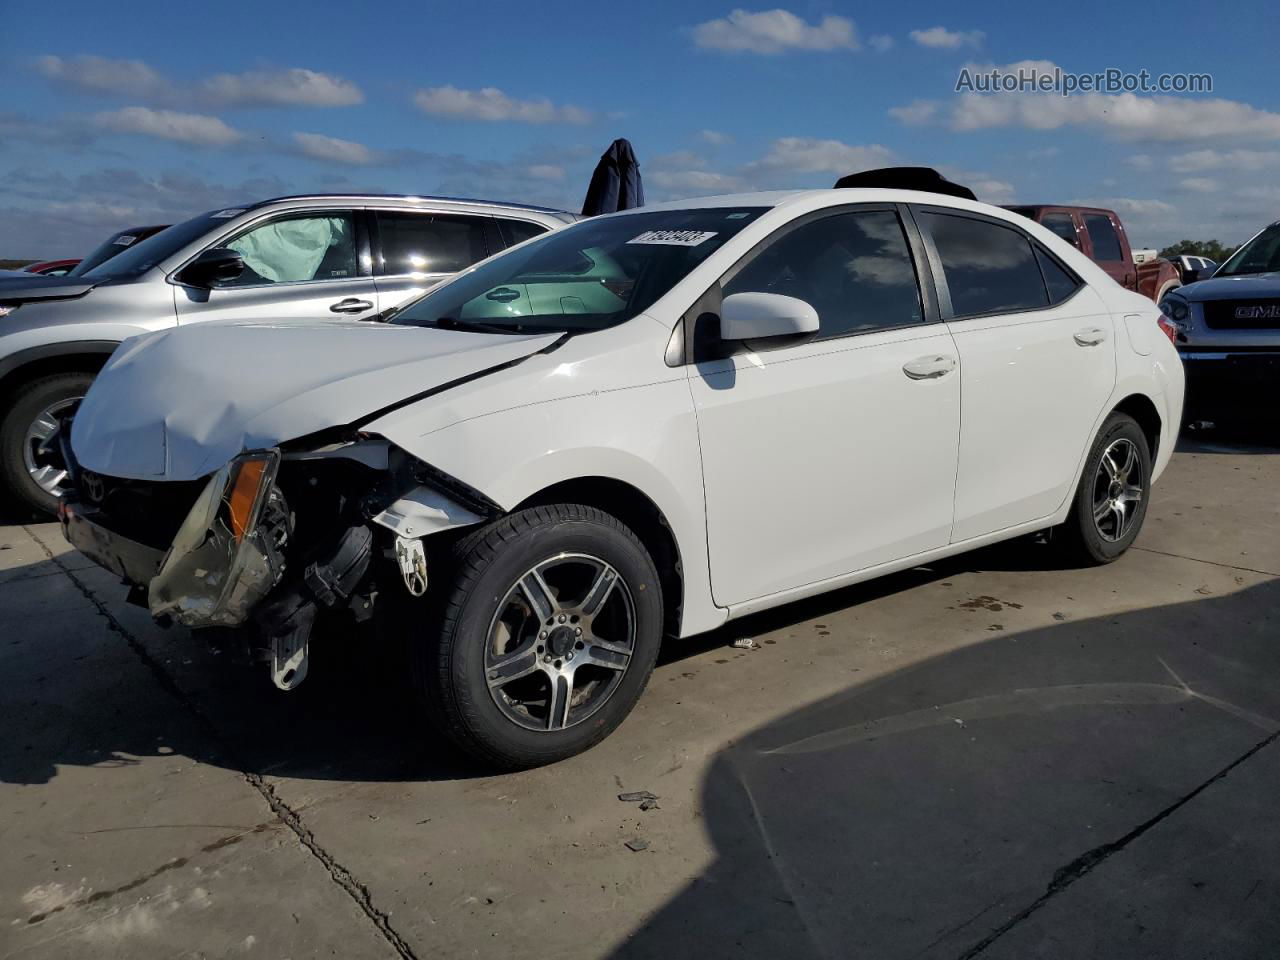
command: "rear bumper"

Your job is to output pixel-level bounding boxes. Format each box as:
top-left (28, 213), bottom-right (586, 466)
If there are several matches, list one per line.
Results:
top-left (60, 497), bottom-right (165, 586)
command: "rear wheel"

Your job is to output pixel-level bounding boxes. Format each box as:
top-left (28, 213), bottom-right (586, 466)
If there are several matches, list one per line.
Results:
top-left (1054, 412), bottom-right (1152, 565)
top-left (417, 504), bottom-right (663, 768)
top-left (0, 372), bottom-right (93, 517)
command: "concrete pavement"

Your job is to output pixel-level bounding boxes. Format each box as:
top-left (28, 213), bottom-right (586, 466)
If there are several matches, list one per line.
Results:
top-left (2, 436), bottom-right (1278, 959)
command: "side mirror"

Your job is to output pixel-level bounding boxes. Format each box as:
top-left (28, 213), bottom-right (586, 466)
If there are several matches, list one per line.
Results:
top-left (720, 292), bottom-right (819, 341)
top-left (177, 248), bottom-right (245, 288)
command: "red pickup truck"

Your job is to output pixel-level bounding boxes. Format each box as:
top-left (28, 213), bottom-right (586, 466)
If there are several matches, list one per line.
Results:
top-left (1006, 205), bottom-right (1182, 304)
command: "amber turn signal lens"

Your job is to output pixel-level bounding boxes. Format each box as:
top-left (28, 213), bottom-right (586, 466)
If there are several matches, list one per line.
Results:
top-left (227, 458), bottom-right (268, 542)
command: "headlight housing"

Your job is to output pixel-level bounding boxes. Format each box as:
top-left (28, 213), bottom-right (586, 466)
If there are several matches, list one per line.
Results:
top-left (1160, 297), bottom-right (1190, 323)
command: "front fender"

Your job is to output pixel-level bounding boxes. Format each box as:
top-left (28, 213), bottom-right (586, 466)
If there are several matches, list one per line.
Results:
top-left (377, 378), bottom-right (726, 638)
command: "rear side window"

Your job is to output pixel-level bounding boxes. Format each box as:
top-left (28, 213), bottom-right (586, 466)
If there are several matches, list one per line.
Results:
top-left (1083, 214), bottom-right (1123, 262)
top-left (1040, 213), bottom-right (1078, 245)
top-left (1035, 245), bottom-right (1082, 304)
top-left (375, 212), bottom-right (488, 276)
top-left (724, 210), bottom-right (923, 338)
top-left (921, 212), bottom-right (1049, 317)
top-left (497, 218), bottom-right (549, 248)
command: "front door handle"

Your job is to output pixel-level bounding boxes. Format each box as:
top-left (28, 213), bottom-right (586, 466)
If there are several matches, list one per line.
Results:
top-left (486, 287), bottom-right (521, 303)
top-left (1073, 326), bottom-right (1109, 346)
top-left (330, 297), bottom-right (373, 314)
top-left (902, 355), bottom-right (957, 380)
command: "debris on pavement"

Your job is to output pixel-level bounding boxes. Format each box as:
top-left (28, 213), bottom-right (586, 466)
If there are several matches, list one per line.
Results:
top-left (639, 798), bottom-right (660, 811)
top-left (731, 637), bottom-right (758, 650)
top-left (625, 838), bottom-right (649, 852)
top-left (618, 790), bottom-right (658, 803)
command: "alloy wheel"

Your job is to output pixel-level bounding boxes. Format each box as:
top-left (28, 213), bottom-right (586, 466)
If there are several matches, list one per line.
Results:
top-left (485, 553), bottom-right (637, 732)
top-left (23, 397), bottom-right (80, 496)
top-left (1092, 437), bottom-right (1144, 542)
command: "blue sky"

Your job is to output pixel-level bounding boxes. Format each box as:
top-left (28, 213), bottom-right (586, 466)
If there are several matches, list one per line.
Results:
top-left (3, 0), bottom-right (1278, 257)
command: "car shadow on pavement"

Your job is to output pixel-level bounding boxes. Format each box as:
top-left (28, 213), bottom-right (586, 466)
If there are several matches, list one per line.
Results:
top-left (614, 578), bottom-right (1280, 960)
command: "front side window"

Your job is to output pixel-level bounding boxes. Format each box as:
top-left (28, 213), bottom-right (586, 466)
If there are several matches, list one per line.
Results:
top-left (1083, 213), bottom-right (1123, 262)
top-left (723, 210), bottom-right (923, 337)
top-left (391, 207), bottom-right (765, 333)
top-left (221, 213), bottom-right (357, 286)
top-left (376, 212), bottom-right (488, 276)
top-left (922, 212), bottom-right (1049, 317)
top-left (1216, 223), bottom-right (1280, 277)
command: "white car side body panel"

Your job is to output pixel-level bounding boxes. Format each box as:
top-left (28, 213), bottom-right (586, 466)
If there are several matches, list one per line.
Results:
top-left (365, 317), bottom-right (727, 637)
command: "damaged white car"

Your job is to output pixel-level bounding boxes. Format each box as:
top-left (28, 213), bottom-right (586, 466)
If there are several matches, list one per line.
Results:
top-left (59, 176), bottom-right (1184, 767)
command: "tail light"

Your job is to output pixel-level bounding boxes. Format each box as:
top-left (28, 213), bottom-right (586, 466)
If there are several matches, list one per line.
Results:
top-left (1156, 315), bottom-right (1180, 344)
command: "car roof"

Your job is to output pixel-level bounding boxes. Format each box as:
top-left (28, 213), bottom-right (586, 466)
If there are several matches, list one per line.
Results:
top-left (250, 193), bottom-right (573, 216)
top-left (595, 187), bottom-right (1008, 217)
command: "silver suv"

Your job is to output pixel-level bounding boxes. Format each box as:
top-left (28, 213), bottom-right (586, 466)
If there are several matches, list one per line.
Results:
top-left (0, 194), bottom-right (575, 514)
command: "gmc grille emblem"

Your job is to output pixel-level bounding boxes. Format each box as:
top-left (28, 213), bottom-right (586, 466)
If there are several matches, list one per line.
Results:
top-left (1234, 304), bottom-right (1280, 320)
top-left (82, 472), bottom-right (105, 504)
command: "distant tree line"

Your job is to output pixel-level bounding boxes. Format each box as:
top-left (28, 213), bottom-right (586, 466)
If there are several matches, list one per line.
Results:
top-left (1158, 239), bottom-right (1239, 262)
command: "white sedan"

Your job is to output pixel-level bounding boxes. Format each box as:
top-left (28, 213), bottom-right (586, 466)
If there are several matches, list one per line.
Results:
top-left (61, 179), bottom-right (1184, 767)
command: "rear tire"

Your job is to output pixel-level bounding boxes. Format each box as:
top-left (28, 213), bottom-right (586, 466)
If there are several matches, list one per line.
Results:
top-left (1054, 412), bottom-right (1152, 565)
top-left (0, 372), bottom-right (93, 517)
top-left (416, 504), bottom-right (663, 769)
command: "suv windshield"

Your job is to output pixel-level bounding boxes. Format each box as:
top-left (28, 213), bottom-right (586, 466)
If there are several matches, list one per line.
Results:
top-left (81, 210), bottom-right (241, 279)
top-left (390, 207), bottom-right (766, 333)
top-left (1216, 223), bottom-right (1280, 278)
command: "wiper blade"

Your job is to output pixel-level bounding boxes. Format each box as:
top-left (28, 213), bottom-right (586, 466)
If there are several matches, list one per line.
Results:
top-left (434, 317), bottom-right (526, 334)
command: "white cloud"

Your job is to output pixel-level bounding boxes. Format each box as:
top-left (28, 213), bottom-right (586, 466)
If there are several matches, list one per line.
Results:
top-left (293, 131), bottom-right (376, 165)
top-left (909, 26), bottom-right (984, 49)
top-left (202, 68), bottom-right (363, 107)
top-left (93, 106), bottom-right (243, 146)
top-left (888, 99), bottom-right (938, 125)
top-left (754, 137), bottom-right (895, 174)
top-left (1168, 148), bottom-right (1280, 173)
top-left (649, 169), bottom-right (748, 195)
top-left (1125, 154), bottom-right (1154, 170)
top-left (699, 129), bottom-right (733, 145)
top-left (35, 54), bottom-right (169, 99)
top-left (692, 9), bottom-right (859, 54)
top-left (413, 86), bottom-right (592, 124)
top-left (526, 164), bottom-right (566, 181)
top-left (868, 34), bottom-right (894, 52)
top-left (1179, 177), bottom-right (1219, 193)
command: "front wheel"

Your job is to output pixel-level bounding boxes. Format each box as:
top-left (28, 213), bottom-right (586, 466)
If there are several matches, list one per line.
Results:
top-left (0, 372), bottom-right (94, 517)
top-left (418, 504), bottom-right (663, 768)
top-left (1054, 412), bottom-right (1152, 565)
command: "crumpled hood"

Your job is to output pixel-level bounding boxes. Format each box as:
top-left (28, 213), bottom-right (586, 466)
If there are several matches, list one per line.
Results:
top-left (71, 319), bottom-right (560, 481)
top-left (1179, 272), bottom-right (1280, 301)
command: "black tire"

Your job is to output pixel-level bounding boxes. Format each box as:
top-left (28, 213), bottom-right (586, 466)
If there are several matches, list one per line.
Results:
top-left (0, 372), bottom-right (93, 517)
top-left (1055, 412), bottom-right (1152, 565)
top-left (417, 504), bottom-right (663, 769)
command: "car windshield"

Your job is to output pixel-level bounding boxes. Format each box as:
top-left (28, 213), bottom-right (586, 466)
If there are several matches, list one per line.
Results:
top-left (390, 207), bottom-right (767, 333)
top-left (81, 210), bottom-right (242, 279)
top-left (68, 226), bottom-right (167, 277)
top-left (1216, 223), bottom-right (1280, 278)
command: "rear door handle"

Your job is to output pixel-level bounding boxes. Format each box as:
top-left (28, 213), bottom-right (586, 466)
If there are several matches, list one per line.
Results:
top-left (330, 298), bottom-right (373, 314)
top-left (902, 354), bottom-right (957, 380)
top-left (1073, 326), bottom-right (1108, 346)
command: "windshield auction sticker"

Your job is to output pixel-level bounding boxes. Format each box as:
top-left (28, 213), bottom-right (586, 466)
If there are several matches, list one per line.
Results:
top-left (627, 230), bottom-right (718, 246)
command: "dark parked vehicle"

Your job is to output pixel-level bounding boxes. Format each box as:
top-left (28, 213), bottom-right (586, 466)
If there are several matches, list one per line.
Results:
top-left (1007, 205), bottom-right (1183, 304)
top-left (24, 259), bottom-right (80, 277)
top-left (1159, 219), bottom-right (1280, 425)
top-left (64, 225), bottom-right (170, 278)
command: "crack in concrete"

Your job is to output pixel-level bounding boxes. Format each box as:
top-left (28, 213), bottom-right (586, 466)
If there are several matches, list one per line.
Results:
top-left (952, 725), bottom-right (1280, 959)
top-left (25, 526), bottom-right (419, 960)
top-left (1132, 545), bottom-right (1279, 578)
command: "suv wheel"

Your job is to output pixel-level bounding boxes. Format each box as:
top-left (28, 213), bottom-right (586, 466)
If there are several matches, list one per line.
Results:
top-left (0, 372), bottom-right (93, 517)
top-left (417, 504), bottom-right (663, 768)
top-left (1055, 412), bottom-right (1152, 565)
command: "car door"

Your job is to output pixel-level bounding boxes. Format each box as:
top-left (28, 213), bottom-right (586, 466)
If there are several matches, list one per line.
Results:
top-left (688, 206), bottom-right (961, 608)
top-left (173, 209), bottom-right (379, 323)
top-left (369, 209), bottom-right (492, 312)
top-left (914, 207), bottom-right (1117, 543)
